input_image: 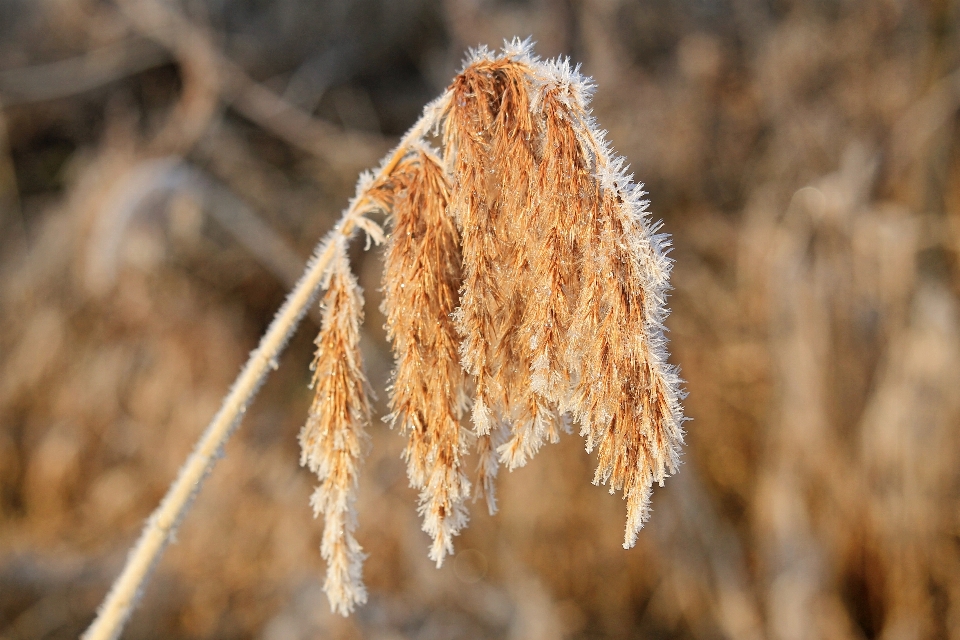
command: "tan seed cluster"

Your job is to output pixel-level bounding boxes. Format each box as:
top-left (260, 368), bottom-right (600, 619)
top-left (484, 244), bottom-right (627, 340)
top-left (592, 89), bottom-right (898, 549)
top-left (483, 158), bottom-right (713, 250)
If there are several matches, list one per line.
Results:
top-left (381, 147), bottom-right (472, 566)
top-left (300, 40), bottom-right (685, 615)
top-left (298, 238), bottom-right (372, 615)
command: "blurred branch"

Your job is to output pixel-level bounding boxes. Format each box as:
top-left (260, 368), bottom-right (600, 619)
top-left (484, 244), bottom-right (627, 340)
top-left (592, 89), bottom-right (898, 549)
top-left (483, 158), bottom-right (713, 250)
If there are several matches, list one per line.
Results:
top-left (229, 75), bottom-right (385, 165)
top-left (890, 65), bottom-right (960, 177)
top-left (0, 0), bottom-right (388, 167)
top-left (282, 40), bottom-right (364, 113)
top-left (0, 101), bottom-right (23, 250)
top-left (114, 0), bottom-right (387, 166)
top-left (0, 38), bottom-right (170, 106)
top-left (84, 156), bottom-right (309, 305)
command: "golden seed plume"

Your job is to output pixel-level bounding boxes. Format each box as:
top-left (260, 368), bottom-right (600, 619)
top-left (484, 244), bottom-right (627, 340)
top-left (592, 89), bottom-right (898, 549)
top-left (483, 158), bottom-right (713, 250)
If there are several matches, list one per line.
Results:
top-left (299, 239), bottom-right (372, 615)
top-left (382, 148), bottom-right (471, 566)
top-left (300, 39), bottom-right (685, 611)
top-left (443, 56), bottom-right (507, 441)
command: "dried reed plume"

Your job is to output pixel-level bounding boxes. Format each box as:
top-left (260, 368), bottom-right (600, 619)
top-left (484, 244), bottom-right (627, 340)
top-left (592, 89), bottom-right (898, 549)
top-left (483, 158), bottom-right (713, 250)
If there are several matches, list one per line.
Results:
top-left (380, 147), bottom-right (472, 567)
top-left (298, 238), bottom-right (372, 615)
top-left (305, 39), bottom-right (685, 609)
top-left (85, 39), bottom-right (684, 638)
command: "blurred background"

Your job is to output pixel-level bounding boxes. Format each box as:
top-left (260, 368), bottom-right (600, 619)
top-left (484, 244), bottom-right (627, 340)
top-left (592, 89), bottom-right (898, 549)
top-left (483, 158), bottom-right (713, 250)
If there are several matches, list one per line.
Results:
top-left (1, 0), bottom-right (959, 638)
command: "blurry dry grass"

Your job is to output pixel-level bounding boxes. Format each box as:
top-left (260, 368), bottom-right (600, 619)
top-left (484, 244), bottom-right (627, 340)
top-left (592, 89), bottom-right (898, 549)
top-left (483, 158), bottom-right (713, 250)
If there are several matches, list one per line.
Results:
top-left (2, 0), bottom-right (960, 639)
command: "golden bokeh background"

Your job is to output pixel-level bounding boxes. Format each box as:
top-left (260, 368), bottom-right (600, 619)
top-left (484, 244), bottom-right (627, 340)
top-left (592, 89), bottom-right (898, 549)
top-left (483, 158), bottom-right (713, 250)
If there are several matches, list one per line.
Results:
top-left (1, 0), bottom-right (959, 638)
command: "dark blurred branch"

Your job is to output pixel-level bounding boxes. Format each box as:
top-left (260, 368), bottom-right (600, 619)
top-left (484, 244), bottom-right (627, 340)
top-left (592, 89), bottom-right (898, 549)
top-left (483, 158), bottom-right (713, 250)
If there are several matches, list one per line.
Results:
top-left (0, 0), bottom-right (388, 167)
top-left (0, 102), bottom-right (23, 250)
top-left (114, 0), bottom-right (388, 166)
top-left (85, 157), bottom-right (309, 302)
top-left (0, 38), bottom-right (170, 106)
top-left (891, 65), bottom-right (960, 177)
top-left (282, 40), bottom-right (363, 113)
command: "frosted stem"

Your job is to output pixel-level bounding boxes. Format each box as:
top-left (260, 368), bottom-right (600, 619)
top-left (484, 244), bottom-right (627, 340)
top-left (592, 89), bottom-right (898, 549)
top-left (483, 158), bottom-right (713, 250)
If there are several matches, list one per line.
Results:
top-left (82, 101), bottom-right (447, 640)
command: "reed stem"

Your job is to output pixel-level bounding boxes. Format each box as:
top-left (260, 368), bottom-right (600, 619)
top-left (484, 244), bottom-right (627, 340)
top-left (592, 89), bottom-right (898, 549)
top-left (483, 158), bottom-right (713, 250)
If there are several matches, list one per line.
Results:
top-left (82, 101), bottom-right (446, 640)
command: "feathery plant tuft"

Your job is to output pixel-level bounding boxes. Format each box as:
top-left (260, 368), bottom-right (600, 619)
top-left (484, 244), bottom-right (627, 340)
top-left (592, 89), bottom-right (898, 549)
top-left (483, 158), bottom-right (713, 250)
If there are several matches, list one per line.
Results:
top-left (84, 39), bottom-right (685, 639)
top-left (299, 239), bottom-right (372, 615)
top-left (299, 39), bottom-right (685, 615)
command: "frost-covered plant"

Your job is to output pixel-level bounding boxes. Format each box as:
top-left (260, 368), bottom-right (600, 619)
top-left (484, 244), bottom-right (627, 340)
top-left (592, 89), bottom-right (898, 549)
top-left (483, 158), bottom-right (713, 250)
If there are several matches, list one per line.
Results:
top-left (85, 40), bottom-right (684, 639)
top-left (298, 40), bottom-right (686, 615)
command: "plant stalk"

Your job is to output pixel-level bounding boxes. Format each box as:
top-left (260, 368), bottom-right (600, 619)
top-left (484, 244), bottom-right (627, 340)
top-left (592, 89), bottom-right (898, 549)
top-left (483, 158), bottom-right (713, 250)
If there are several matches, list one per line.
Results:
top-left (82, 229), bottom-right (342, 640)
top-left (82, 100), bottom-right (446, 640)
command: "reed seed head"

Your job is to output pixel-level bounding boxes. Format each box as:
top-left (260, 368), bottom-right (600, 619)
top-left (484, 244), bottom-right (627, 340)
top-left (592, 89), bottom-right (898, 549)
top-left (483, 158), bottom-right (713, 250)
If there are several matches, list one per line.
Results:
top-left (299, 38), bottom-right (686, 613)
top-left (299, 237), bottom-right (372, 615)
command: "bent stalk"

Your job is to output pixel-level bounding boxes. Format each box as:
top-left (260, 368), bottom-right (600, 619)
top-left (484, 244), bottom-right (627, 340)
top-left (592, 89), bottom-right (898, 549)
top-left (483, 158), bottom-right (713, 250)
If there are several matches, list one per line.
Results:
top-left (82, 101), bottom-right (446, 640)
